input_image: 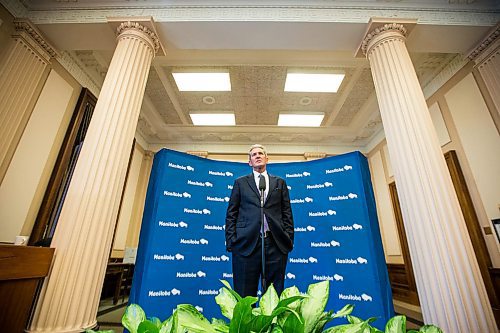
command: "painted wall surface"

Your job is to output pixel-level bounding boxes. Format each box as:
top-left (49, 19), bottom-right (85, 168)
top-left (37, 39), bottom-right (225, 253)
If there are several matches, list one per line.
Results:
top-left (369, 150), bottom-right (402, 263)
top-left (112, 144), bottom-right (145, 257)
top-left (0, 69), bottom-right (76, 242)
top-left (445, 74), bottom-right (500, 226)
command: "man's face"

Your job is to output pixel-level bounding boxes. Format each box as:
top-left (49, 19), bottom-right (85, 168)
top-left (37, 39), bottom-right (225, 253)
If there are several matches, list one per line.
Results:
top-left (248, 147), bottom-right (268, 171)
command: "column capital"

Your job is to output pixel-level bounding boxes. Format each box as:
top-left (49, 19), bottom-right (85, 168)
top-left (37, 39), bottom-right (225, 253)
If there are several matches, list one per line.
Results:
top-left (109, 17), bottom-right (166, 56)
top-left (13, 19), bottom-right (59, 61)
top-left (355, 18), bottom-right (416, 58)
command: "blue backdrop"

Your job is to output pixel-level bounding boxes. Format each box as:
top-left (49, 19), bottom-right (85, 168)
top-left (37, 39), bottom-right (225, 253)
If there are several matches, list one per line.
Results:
top-left (129, 148), bottom-right (394, 328)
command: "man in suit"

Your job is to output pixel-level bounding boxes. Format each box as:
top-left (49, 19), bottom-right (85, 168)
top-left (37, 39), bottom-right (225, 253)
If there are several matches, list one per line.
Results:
top-left (225, 144), bottom-right (294, 297)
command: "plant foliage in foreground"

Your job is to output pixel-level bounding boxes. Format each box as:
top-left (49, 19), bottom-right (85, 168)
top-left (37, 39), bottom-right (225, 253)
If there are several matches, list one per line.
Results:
top-left (87, 280), bottom-right (443, 333)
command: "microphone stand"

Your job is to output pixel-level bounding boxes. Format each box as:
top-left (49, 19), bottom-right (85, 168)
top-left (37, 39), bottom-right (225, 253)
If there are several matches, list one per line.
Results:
top-left (260, 187), bottom-right (266, 293)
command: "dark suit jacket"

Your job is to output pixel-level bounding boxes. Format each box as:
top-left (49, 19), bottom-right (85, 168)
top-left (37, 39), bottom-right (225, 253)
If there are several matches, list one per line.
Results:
top-left (225, 173), bottom-right (294, 256)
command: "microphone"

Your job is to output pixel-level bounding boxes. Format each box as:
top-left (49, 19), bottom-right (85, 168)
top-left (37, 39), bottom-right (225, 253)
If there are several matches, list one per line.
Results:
top-left (259, 174), bottom-right (266, 191)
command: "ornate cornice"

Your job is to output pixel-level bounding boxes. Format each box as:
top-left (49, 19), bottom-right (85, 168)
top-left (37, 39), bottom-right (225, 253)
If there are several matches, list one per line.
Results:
top-left (13, 19), bottom-right (59, 59)
top-left (361, 23), bottom-right (407, 56)
top-left (57, 51), bottom-right (101, 97)
top-left (467, 23), bottom-right (500, 61)
top-left (116, 21), bottom-right (160, 54)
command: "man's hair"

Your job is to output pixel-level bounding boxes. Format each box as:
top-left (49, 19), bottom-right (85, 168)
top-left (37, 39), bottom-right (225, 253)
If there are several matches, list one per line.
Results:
top-left (248, 144), bottom-right (267, 159)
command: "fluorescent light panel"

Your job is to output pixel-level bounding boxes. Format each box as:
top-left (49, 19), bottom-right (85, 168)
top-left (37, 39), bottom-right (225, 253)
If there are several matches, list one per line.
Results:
top-left (190, 112), bottom-right (235, 126)
top-left (278, 113), bottom-right (324, 127)
top-left (284, 73), bottom-right (345, 92)
top-left (172, 72), bottom-right (231, 91)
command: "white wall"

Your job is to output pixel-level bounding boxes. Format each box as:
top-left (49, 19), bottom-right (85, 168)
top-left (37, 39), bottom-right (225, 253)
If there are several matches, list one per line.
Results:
top-left (112, 144), bottom-right (145, 256)
top-left (444, 73), bottom-right (500, 256)
top-left (0, 69), bottom-right (77, 242)
top-left (369, 149), bottom-right (403, 264)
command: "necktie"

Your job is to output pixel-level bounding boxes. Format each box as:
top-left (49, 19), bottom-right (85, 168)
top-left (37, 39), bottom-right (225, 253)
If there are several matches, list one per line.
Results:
top-left (259, 174), bottom-right (270, 233)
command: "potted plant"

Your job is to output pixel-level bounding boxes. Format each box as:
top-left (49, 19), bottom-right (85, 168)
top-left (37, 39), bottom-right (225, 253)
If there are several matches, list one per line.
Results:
top-left (88, 280), bottom-right (442, 333)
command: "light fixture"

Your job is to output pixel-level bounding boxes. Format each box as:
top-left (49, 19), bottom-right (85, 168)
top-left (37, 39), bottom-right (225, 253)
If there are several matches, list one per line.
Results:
top-left (190, 112), bottom-right (235, 126)
top-left (278, 112), bottom-right (324, 127)
top-left (284, 72), bottom-right (344, 93)
top-left (172, 72), bottom-right (231, 91)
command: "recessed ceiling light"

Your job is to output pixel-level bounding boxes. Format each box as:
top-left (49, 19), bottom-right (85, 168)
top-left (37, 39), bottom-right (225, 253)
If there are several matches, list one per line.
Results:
top-left (299, 97), bottom-right (312, 105)
top-left (190, 112), bottom-right (235, 126)
top-left (284, 73), bottom-right (344, 93)
top-left (278, 112), bottom-right (324, 127)
top-left (202, 96), bottom-right (215, 105)
top-left (172, 72), bottom-right (231, 91)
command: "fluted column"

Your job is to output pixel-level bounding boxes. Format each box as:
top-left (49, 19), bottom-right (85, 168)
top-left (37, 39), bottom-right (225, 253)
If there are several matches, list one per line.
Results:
top-left (28, 21), bottom-right (160, 332)
top-left (361, 21), bottom-right (497, 332)
top-left (0, 19), bottom-right (57, 184)
top-left (468, 24), bottom-right (500, 130)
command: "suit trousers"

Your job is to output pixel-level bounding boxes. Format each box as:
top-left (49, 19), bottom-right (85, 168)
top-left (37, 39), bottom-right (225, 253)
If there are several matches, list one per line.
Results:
top-left (231, 233), bottom-right (288, 298)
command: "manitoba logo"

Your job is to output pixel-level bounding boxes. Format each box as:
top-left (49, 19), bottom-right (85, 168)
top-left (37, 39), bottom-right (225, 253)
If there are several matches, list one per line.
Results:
top-left (294, 225), bottom-right (315, 232)
top-left (308, 210), bottom-right (336, 217)
top-left (168, 162), bottom-right (194, 171)
top-left (338, 293), bottom-right (372, 302)
top-left (208, 170), bottom-right (234, 177)
top-left (334, 274), bottom-right (344, 281)
top-left (149, 288), bottom-right (181, 297)
top-left (289, 256), bottom-right (318, 264)
top-left (180, 238), bottom-right (209, 245)
top-left (176, 271), bottom-right (207, 278)
top-left (204, 224), bottom-right (224, 231)
top-left (332, 223), bottom-right (363, 231)
top-left (329, 193), bottom-right (358, 201)
top-left (201, 254), bottom-right (230, 262)
top-left (290, 197), bottom-right (313, 204)
top-left (187, 180), bottom-right (213, 187)
top-left (154, 253), bottom-right (184, 261)
top-left (325, 165), bottom-right (352, 174)
top-left (199, 289), bottom-right (219, 296)
top-left (310, 240), bottom-right (340, 248)
top-left (158, 220), bottom-right (188, 228)
top-left (335, 257), bottom-right (367, 264)
top-left (286, 272), bottom-right (296, 279)
top-left (285, 171), bottom-right (311, 178)
top-left (306, 182), bottom-right (332, 189)
top-left (207, 196), bottom-right (230, 202)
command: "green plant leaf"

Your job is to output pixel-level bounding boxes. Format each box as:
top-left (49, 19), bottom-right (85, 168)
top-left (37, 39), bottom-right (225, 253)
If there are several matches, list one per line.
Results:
top-left (229, 296), bottom-right (258, 333)
top-left (279, 286), bottom-right (302, 311)
top-left (212, 318), bottom-right (230, 333)
top-left (276, 294), bottom-right (306, 327)
top-left (160, 310), bottom-right (178, 333)
top-left (347, 315), bottom-right (363, 324)
top-left (148, 317), bottom-right (162, 328)
top-left (301, 280), bottom-right (330, 333)
top-left (282, 310), bottom-right (305, 333)
top-left (418, 325), bottom-right (443, 333)
top-left (384, 315), bottom-right (406, 333)
top-left (271, 325), bottom-right (284, 333)
top-left (122, 304), bottom-right (147, 333)
top-left (311, 310), bottom-right (333, 332)
top-left (250, 306), bottom-right (302, 333)
top-left (332, 305), bottom-right (354, 319)
top-left (138, 320), bottom-right (160, 333)
top-left (260, 283), bottom-right (279, 316)
top-left (176, 304), bottom-right (217, 333)
top-left (216, 285), bottom-right (239, 320)
top-left (322, 324), bottom-right (352, 333)
top-left (220, 280), bottom-right (243, 302)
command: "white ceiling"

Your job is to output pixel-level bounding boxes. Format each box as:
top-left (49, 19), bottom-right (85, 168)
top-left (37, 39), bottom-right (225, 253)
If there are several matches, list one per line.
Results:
top-left (5, 0), bottom-right (499, 153)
